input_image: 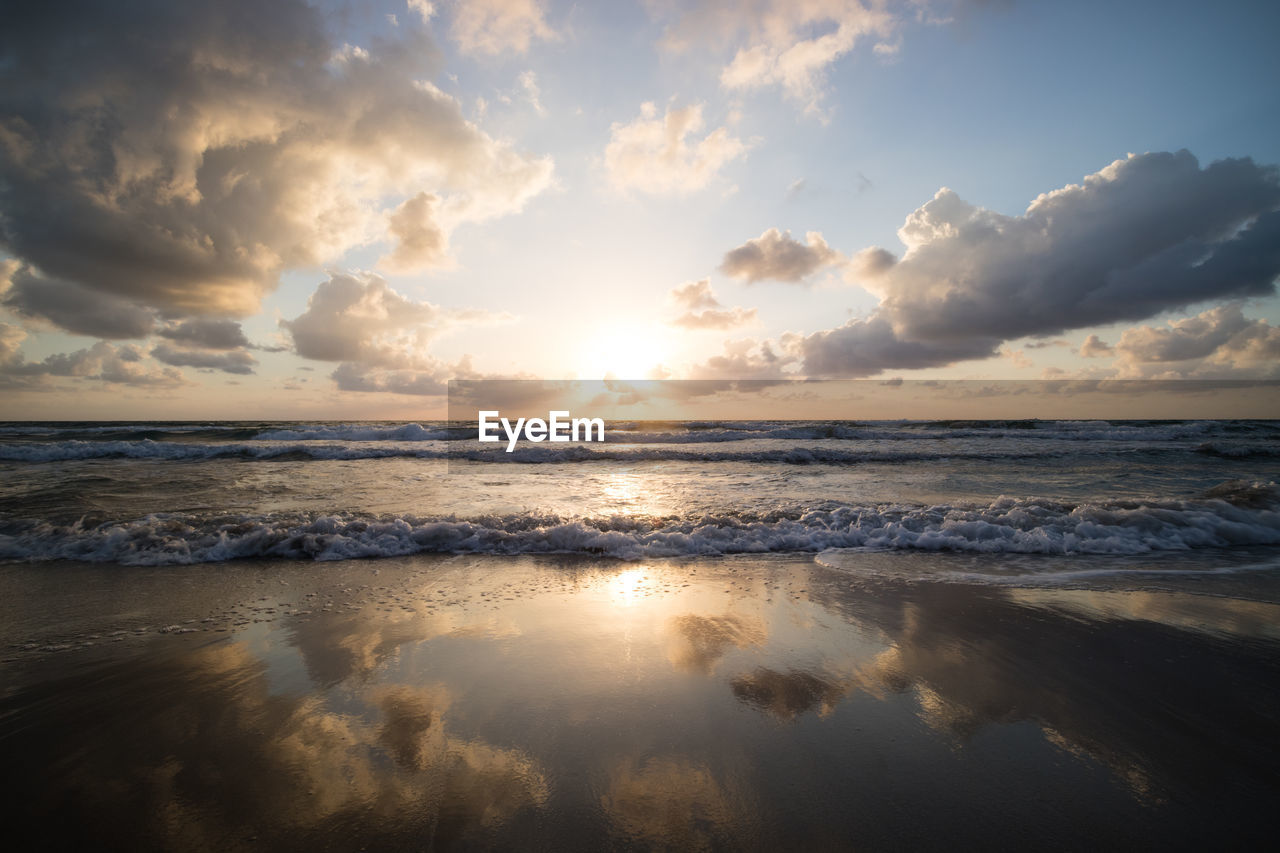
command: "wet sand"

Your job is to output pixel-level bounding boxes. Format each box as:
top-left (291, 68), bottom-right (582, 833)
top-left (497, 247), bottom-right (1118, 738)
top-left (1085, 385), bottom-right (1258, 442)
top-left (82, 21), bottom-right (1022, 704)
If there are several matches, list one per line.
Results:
top-left (2, 553), bottom-right (1279, 851)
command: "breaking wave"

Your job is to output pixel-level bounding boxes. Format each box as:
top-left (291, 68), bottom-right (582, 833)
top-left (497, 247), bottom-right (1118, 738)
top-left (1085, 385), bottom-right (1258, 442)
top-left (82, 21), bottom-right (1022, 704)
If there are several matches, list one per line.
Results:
top-left (3, 489), bottom-right (1276, 566)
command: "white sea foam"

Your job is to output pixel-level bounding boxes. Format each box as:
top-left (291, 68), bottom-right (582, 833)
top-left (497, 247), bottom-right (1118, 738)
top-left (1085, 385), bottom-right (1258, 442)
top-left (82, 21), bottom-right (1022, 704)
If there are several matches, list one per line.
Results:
top-left (2, 493), bottom-right (1276, 566)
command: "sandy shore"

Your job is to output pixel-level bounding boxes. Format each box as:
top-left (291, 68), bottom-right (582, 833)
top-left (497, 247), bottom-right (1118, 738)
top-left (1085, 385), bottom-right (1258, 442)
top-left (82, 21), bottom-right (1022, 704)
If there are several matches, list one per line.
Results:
top-left (3, 553), bottom-right (1279, 850)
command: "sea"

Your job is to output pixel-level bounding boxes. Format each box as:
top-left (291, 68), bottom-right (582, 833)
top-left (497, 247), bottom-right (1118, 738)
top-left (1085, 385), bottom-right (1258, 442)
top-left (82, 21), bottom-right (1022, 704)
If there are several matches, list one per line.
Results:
top-left (2, 418), bottom-right (1278, 592)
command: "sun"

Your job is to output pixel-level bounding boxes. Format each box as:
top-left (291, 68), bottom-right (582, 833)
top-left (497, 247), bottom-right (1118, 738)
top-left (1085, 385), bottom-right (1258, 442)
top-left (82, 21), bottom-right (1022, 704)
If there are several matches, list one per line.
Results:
top-left (577, 322), bottom-right (672, 379)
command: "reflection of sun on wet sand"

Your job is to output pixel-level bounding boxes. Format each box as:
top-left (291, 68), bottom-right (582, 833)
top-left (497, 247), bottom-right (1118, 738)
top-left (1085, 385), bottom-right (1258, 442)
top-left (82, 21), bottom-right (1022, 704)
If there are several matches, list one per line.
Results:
top-left (3, 553), bottom-right (1280, 849)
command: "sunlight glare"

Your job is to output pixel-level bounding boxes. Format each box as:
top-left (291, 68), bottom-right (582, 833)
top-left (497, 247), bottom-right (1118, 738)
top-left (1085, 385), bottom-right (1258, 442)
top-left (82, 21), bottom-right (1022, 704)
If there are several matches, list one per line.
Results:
top-left (578, 322), bottom-right (670, 379)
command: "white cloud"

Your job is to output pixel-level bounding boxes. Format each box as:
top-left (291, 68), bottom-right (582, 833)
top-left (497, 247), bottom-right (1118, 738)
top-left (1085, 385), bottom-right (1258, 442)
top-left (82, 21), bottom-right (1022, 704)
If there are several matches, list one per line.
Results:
top-left (408, 0), bottom-right (436, 23)
top-left (668, 279), bottom-right (758, 329)
top-left (1078, 334), bottom-right (1114, 358)
top-left (518, 70), bottom-right (547, 116)
top-left (281, 271), bottom-right (503, 395)
top-left (605, 102), bottom-right (747, 196)
top-left (655, 0), bottom-right (897, 116)
top-left (450, 0), bottom-right (556, 56)
top-left (1110, 305), bottom-right (1280, 378)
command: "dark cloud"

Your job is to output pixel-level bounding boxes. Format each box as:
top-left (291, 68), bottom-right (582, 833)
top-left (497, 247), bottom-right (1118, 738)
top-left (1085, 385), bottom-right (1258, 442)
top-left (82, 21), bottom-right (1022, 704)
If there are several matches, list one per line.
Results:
top-left (157, 319), bottom-right (252, 351)
top-left (668, 279), bottom-right (757, 330)
top-left (0, 0), bottom-right (552, 324)
top-left (2, 267), bottom-right (156, 339)
top-left (794, 151), bottom-right (1280, 376)
top-left (151, 343), bottom-right (257, 375)
top-left (798, 315), bottom-right (992, 376)
top-left (720, 228), bottom-right (842, 283)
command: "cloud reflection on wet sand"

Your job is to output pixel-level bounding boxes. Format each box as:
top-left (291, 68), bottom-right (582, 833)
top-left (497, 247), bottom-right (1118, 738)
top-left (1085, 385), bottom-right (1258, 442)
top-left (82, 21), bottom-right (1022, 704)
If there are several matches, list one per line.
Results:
top-left (2, 553), bottom-right (1279, 849)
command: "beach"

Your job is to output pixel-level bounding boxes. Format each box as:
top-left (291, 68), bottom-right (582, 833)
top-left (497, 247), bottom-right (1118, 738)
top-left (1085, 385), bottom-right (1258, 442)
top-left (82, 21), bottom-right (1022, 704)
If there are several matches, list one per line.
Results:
top-left (2, 417), bottom-right (1279, 849)
top-left (3, 551), bottom-right (1280, 850)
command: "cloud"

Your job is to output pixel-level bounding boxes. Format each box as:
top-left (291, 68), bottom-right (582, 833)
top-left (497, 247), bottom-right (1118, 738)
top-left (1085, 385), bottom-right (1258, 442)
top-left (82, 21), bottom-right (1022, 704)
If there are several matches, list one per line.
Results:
top-left (846, 246), bottom-right (897, 281)
top-left (1025, 338), bottom-right (1068, 350)
top-left (654, 0), bottom-right (896, 116)
top-left (792, 151), bottom-right (1280, 376)
top-left (1079, 334), bottom-right (1114, 358)
top-left (283, 271), bottom-right (446, 365)
top-left (1110, 305), bottom-right (1280, 377)
top-left (409, 0), bottom-right (436, 23)
top-left (157, 319), bottom-right (252, 351)
top-left (517, 70), bottom-right (547, 115)
top-left (2, 267), bottom-right (157, 339)
top-left (449, 0), bottom-right (556, 56)
top-left (720, 228), bottom-right (842, 283)
top-left (0, 0), bottom-right (553, 328)
top-left (151, 343), bottom-right (257, 375)
top-left (1000, 346), bottom-right (1032, 370)
top-left (688, 337), bottom-right (794, 379)
top-left (604, 102), bottom-right (746, 196)
top-left (331, 361), bottom-right (447, 395)
top-left (668, 279), bottom-right (758, 329)
top-left (0, 323), bottom-right (30, 370)
top-left (282, 270), bottom-right (496, 395)
top-left (0, 334), bottom-right (186, 387)
top-left (382, 193), bottom-right (449, 272)
top-left (0, 259), bottom-right (17, 297)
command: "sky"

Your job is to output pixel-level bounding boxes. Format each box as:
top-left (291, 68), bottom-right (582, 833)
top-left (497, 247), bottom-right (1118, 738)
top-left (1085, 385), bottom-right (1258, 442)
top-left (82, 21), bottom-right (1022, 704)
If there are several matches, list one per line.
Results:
top-left (1, 0), bottom-right (1279, 419)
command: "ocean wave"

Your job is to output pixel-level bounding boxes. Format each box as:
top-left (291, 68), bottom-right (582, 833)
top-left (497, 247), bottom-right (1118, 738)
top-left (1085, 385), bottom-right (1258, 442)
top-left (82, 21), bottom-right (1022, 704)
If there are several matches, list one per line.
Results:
top-left (1194, 442), bottom-right (1280, 459)
top-left (3, 419), bottom-right (1271, 447)
top-left (3, 491), bottom-right (1276, 565)
top-left (241, 419), bottom-right (1261, 444)
top-left (0, 439), bottom-right (1158, 465)
top-left (253, 423), bottom-right (456, 442)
